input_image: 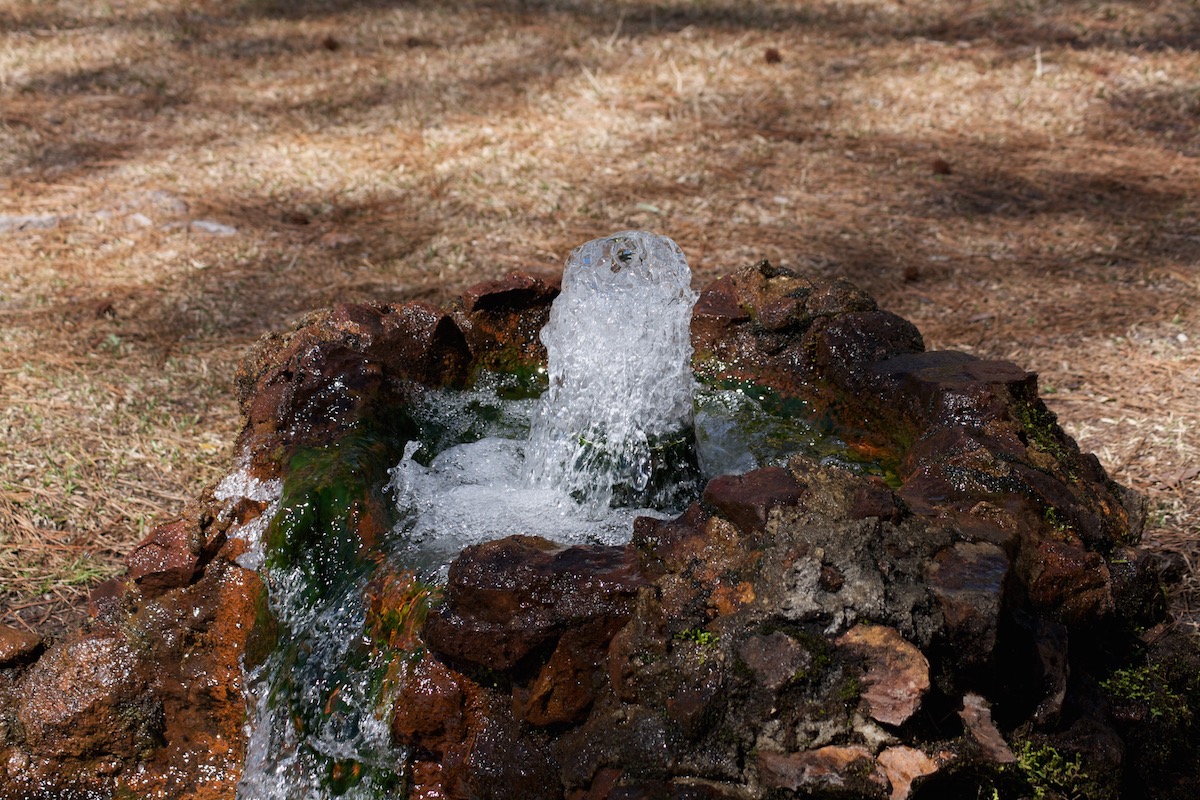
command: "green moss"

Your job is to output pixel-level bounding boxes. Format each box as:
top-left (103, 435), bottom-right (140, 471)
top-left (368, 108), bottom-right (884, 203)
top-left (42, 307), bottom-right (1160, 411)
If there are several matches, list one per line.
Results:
top-left (254, 418), bottom-right (418, 798)
top-left (470, 360), bottom-right (548, 400)
top-left (1101, 664), bottom-right (1190, 725)
top-left (673, 627), bottom-right (720, 667)
top-left (836, 674), bottom-right (861, 704)
top-left (1017, 743), bottom-right (1094, 800)
top-left (469, 345), bottom-right (548, 392)
top-left (243, 578), bottom-right (279, 671)
top-left (693, 377), bottom-right (903, 486)
top-left (1012, 400), bottom-right (1074, 469)
top-left (117, 696), bottom-right (166, 760)
top-left (676, 627), bottom-right (719, 647)
top-left (1014, 741), bottom-right (1091, 800)
top-left (366, 576), bottom-right (440, 651)
top-left (1042, 505), bottom-right (1076, 540)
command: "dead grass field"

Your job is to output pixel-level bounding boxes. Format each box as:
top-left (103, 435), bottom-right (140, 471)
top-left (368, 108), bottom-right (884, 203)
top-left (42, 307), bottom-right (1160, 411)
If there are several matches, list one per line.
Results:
top-left (1, 0), bottom-right (1197, 640)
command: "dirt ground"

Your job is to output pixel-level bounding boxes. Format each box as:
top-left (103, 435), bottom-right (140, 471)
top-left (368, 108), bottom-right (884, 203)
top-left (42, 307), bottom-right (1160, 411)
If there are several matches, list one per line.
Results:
top-left (1, 0), bottom-right (1197, 640)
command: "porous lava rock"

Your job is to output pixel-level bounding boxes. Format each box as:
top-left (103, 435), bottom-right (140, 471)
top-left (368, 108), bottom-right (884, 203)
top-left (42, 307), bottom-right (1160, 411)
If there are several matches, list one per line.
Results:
top-left (0, 262), bottom-right (1195, 800)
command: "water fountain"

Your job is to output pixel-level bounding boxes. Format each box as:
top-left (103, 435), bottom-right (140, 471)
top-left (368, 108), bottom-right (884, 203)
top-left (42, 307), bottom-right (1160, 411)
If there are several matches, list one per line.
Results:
top-left (239, 231), bottom-right (708, 798)
top-left (1, 234), bottom-right (1196, 800)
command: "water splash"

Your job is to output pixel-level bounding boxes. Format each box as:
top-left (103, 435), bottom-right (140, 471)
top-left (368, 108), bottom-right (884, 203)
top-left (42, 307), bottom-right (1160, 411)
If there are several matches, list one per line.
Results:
top-left (527, 231), bottom-right (700, 512)
top-left (387, 231), bottom-right (701, 580)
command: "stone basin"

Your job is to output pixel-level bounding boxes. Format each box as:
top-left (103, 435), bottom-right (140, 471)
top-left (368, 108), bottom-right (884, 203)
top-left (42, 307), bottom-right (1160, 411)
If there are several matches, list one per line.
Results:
top-left (0, 261), bottom-right (1196, 800)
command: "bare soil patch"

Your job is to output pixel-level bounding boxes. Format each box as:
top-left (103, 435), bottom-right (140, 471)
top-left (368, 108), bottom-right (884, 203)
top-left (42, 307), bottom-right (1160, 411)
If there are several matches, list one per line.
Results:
top-left (2, 0), bottom-right (1197, 639)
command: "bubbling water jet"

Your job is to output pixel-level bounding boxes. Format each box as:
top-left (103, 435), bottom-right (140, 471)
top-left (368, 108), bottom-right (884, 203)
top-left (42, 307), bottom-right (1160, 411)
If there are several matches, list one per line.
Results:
top-left (387, 231), bottom-right (702, 576)
top-left (527, 231), bottom-right (701, 512)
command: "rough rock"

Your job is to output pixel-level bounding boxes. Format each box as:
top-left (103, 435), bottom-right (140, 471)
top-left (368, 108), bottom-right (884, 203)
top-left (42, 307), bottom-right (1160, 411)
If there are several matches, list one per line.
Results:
top-left (425, 536), bottom-right (649, 671)
top-left (926, 541), bottom-right (1010, 671)
top-left (454, 270), bottom-right (559, 372)
top-left (701, 466), bottom-right (805, 534)
top-left (876, 746), bottom-right (943, 800)
top-left (735, 631), bottom-right (812, 692)
top-left (0, 625), bottom-right (41, 669)
top-left (836, 624), bottom-right (930, 727)
top-left (390, 652), bottom-right (470, 756)
top-left (15, 633), bottom-right (152, 760)
top-left (126, 519), bottom-right (202, 594)
top-left (958, 693), bottom-right (1015, 764)
top-left (757, 746), bottom-right (884, 794)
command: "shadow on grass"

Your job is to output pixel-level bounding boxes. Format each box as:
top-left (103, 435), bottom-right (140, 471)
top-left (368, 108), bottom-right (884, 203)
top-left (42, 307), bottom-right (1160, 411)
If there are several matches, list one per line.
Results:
top-left (4, 0), bottom-right (1197, 46)
top-left (3, 0), bottom-right (1195, 180)
top-left (2, 0), bottom-right (1196, 350)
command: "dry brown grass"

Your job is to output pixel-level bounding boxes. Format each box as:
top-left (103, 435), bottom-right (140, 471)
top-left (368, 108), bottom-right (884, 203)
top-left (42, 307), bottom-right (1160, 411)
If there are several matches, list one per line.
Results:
top-left (1, 0), bottom-right (1197, 639)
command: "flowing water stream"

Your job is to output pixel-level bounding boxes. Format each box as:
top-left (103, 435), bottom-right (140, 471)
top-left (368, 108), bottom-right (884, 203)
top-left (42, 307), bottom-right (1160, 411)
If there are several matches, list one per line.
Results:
top-left (233, 232), bottom-right (871, 799)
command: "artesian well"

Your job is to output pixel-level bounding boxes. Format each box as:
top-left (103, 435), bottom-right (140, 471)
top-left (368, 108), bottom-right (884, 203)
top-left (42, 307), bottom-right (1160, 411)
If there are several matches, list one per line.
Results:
top-left (0, 233), bottom-right (1195, 800)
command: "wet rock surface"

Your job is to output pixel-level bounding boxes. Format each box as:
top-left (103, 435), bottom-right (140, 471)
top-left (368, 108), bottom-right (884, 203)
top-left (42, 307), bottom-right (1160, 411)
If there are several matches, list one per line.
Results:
top-left (0, 625), bottom-right (41, 668)
top-left (1, 261), bottom-right (1196, 799)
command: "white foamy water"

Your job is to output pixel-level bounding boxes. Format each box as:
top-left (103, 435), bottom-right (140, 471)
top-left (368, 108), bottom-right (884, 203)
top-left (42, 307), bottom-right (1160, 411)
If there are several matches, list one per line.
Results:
top-left (388, 231), bottom-right (698, 579)
top-left (526, 231), bottom-right (699, 512)
top-left (238, 570), bottom-right (399, 800)
top-left (214, 465), bottom-right (283, 571)
top-left (389, 436), bottom-right (673, 581)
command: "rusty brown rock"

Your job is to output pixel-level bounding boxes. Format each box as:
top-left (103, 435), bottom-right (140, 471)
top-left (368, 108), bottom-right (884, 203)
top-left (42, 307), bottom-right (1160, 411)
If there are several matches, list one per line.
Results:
top-left (461, 270), bottom-right (560, 314)
top-left (425, 536), bottom-right (648, 671)
top-left (804, 279), bottom-right (877, 317)
top-left (391, 652), bottom-right (470, 756)
top-left (558, 705), bottom-right (673, 793)
top-left (1020, 539), bottom-right (1114, 625)
top-left (382, 301), bottom-right (472, 386)
top-left (849, 481), bottom-right (905, 523)
top-left (441, 702), bottom-right (562, 800)
top-left (958, 693), bottom-right (1015, 763)
top-left (692, 276), bottom-right (750, 331)
top-left (235, 300), bottom-right (470, 463)
top-left (807, 310), bottom-right (925, 390)
top-left (876, 746), bottom-right (943, 800)
top-left (701, 466), bottom-right (805, 534)
top-left (515, 619), bottom-right (616, 727)
top-left (456, 271), bottom-right (558, 370)
top-left (409, 760), bottom-right (448, 800)
top-left (16, 632), bottom-right (152, 759)
top-left (758, 746), bottom-right (883, 793)
top-left (603, 779), bottom-right (745, 799)
top-left (636, 512), bottom-right (759, 626)
top-left (0, 623), bottom-right (41, 667)
top-left (1031, 618), bottom-right (1070, 726)
top-left (756, 294), bottom-right (807, 332)
top-left (606, 591), bottom-right (669, 704)
top-left (664, 663), bottom-right (725, 741)
top-left (926, 542), bottom-right (1010, 669)
top-left (938, 502), bottom-right (1024, 550)
top-left (837, 624), bottom-right (930, 727)
top-left (874, 352), bottom-right (1035, 432)
top-left (735, 631), bottom-right (812, 692)
top-left (86, 577), bottom-right (128, 620)
top-left (126, 518), bottom-right (200, 595)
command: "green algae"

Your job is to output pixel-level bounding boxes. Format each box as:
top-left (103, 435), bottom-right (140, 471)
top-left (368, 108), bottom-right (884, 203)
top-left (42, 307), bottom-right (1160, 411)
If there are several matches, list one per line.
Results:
top-left (694, 376), bottom-right (901, 486)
